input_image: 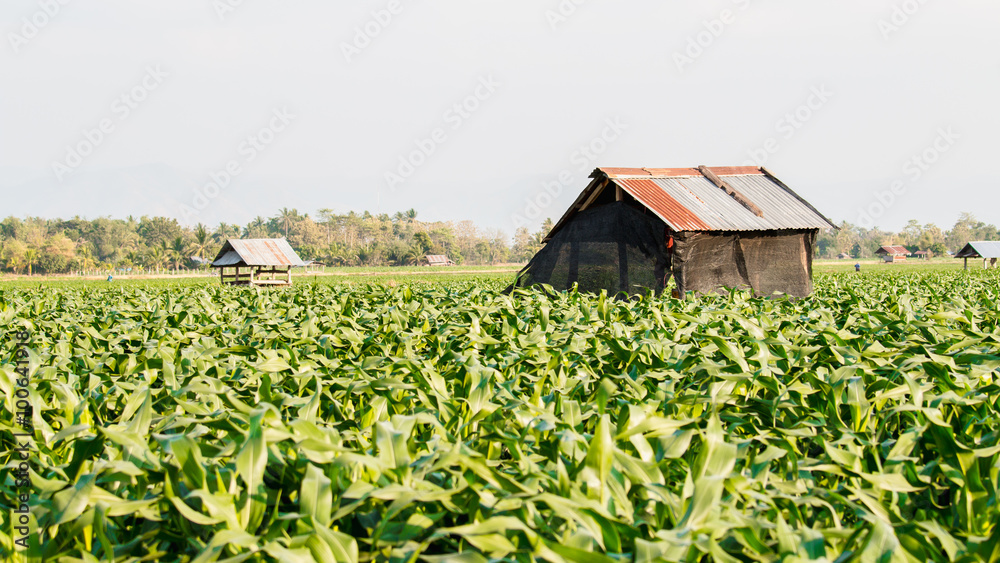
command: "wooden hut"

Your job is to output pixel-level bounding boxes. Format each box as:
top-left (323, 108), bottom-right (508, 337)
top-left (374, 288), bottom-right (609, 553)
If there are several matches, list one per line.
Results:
top-left (211, 239), bottom-right (305, 286)
top-left (875, 245), bottom-right (909, 263)
top-left (425, 255), bottom-right (456, 266)
top-left (511, 166), bottom-right (838, 298)
top-left (955, 241), bottom-right (1000, 270)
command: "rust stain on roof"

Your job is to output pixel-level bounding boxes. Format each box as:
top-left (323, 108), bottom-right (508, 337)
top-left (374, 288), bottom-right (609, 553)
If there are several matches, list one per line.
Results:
top-left (211, 238), bottom-right (305, 267)
top-left (877, 245), bottom-right (909, 256)
top-left (599, 166), bottom-right (764, 178)
top-left (553, 165), bottom-right (837, 237)
top-left (706, 166), bottom-right (765, 176)
top-left (642, 168), bottom-right (702, 177)
top-left (599, 167), bottom-right (650, 177)
top-left (617, 179), bottom-right (712, 231)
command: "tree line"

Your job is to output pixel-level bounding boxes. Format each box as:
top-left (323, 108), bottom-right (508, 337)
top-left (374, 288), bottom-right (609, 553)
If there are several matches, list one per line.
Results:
top-left (0, 208), bottom-right (553, 275)
top-left (814, 213), bottom-right (999, 259)
top-left (0, 207), bottom-right (995, 275)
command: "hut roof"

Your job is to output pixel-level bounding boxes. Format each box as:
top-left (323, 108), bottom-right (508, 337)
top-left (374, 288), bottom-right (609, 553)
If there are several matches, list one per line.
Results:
top-left (547, 166), bottom-right (837, 241)
top-left (955, 241), bottom-right (1000, 259)
top-left (876, 245), bottom-right (909, 256)
top-left (425, 255), bottom-right (455, 266)
top-left (211, 239), bottom-right (305, 268)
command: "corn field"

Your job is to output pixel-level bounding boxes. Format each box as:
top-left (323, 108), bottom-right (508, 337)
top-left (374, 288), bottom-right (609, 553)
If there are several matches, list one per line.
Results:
top-left (1, 271), bottom-right (1000, 562)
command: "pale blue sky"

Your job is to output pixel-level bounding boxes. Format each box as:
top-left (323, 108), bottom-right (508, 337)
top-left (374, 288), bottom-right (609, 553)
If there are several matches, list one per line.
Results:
top-left (1, 0), bottom-right (997, 235)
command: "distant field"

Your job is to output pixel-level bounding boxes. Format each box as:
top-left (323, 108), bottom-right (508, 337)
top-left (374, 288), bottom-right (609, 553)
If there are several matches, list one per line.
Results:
top-left (0, 258), bottom-right (985, 289)
top-left (814, 258), bottom-right (966, 273)
top-left (0, 270), bottom-right (520, 290)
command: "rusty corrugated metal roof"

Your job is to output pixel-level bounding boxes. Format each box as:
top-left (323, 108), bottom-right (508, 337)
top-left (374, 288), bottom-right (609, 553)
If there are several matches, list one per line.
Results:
top-left (596, 166), bottom-right (764, 179)
top-left (211, 239), bottom-right (305, 267)
top-left (616, 179), bottom-right (712, 231)
top-left (876, 245), bottom-right (909, 256)
top-left (546, 165), bottom-right (837, 241)
top-left (610, 167), bottom-right (835, 232)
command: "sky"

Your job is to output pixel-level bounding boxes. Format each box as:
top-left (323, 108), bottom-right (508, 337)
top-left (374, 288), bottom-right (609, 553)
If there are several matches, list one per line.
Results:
top-left (1, 0), bottom-right (998, 236)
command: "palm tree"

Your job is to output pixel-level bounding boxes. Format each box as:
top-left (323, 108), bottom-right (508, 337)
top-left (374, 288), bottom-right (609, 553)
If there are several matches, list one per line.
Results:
top-left (190, 224), bottom-right (211, 261)
top-left (356, 246), bottom-right (377, 266)
top-left (405, 208), bottom-right (418, 223)
top-left (214, 223), bottom-right (232, 244)
top-left (145, 246), bottom-right (167, 270)
top-left (171, 236), bottom-right (188, 269)
top-left (402, 246), bottom-right (420, 266)
top-left (274, 208), bottom-right (298, 238)
top-left (75, 244), bottom-right (96, 272)
top-left (24, 248), bottom-right (37, 276)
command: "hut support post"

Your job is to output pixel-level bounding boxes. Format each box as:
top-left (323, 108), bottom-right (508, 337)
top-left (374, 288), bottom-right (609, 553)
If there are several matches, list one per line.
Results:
top-left (965, 257), bottom-right (968, 271)
top-left (287, 268), bottom-right (291, 285)
top-left (618, 241), bottom-right (629, 294)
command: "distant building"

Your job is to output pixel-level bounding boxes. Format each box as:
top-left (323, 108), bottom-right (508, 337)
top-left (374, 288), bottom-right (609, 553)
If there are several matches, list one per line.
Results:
top-left (425, 255), bottom-right (456, 266)
top-left (955, 241), bottom-right (1000, 270)
top-left (875, 245), bottom-right (909, 263)
top-left (211, 239), bottom-right (305, 286)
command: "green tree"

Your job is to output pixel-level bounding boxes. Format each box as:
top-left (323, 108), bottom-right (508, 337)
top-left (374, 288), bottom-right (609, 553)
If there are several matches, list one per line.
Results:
top-left (24, 248), bottom-right (37, 275)
top-left (190, 224), bottom-right (212, 262)
top-left (139, 216), bottom-right (183, 248)
top-left (3, 240), bottom-right (27, 274)
top-left (413, 232), bottom-right (433, 254)
top-left (144, 246), bottom-right (168, 270)
top-left (274, 207), bottom-right (299, 238)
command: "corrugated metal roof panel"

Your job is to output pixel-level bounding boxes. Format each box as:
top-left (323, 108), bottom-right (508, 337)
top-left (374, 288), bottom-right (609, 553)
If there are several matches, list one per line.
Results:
top-left (957, 241), bottom-right (1000, 259)
top-left (876, 245), bottom-right (909, 256)
top-left (612, 174), bottom-right (835, 232)
top-left (600, 167), bottom-right (649, 177)
top-left (549, 166), bottom-right (836, 241)
top-left (642, 168), bottom-right (701, 177)
top-left (213, 250), bottom-right (244, 267)
top-left (721, 175), bottom-right (837, 230)
top-left (211, 239), bottom-right (305, 267)
top-left (617, 179), bottom-right (712, 231)
top-left (707, 166), bottom-right (765, 176)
